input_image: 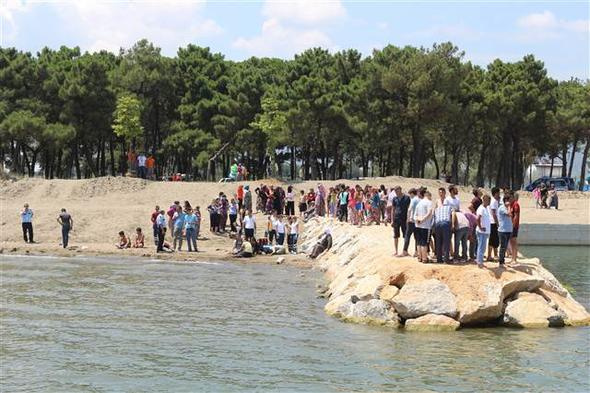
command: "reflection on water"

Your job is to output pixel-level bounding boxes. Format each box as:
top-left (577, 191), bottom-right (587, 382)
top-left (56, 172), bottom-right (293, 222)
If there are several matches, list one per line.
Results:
top-left (1, 253), bottom-right (589, 392)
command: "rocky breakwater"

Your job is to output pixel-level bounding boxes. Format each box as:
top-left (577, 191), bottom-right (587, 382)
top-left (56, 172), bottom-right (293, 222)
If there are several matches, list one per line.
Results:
top-left (300, 217), bottom-right (590, 331)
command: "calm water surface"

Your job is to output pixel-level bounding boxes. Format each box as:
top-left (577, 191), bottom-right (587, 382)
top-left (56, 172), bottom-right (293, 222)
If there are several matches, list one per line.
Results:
top-left (1, 249), bottom-right (589, 392)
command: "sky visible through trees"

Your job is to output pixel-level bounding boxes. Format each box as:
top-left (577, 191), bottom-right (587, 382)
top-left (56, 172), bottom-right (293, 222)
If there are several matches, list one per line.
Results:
top-left (1, 40), bottom-right (588, 189)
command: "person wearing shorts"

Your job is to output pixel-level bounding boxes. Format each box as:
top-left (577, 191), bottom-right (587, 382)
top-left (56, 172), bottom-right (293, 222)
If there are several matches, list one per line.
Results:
top-left (413, 190), bottom-right (433, 263)
top-left (487, 187), bottom-right (500, 261)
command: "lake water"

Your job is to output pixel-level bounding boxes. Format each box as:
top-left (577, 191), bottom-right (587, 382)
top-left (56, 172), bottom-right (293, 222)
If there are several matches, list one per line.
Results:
top-left (1, 249), bottom-right (589, 392)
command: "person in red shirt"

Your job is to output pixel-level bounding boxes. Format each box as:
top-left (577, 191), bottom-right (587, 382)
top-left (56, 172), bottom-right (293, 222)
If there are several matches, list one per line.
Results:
top-left (150, 205), bottom-right (160, 246)
top-left (510, 192), bottom-right (520, 263)
top-left (237, 185), bottom-right (244, 211)
top-left (306, 188), bottom-right (316, 204)
top-left (146, 155), bottom-right (155, 180)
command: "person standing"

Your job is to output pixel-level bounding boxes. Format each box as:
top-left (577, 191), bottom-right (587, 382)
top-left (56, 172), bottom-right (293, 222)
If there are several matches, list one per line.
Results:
top-left (435, 187), bottom-right (447, 208)
top-left (229, 198), bottom-right (238, 232)
top-left (392, 186), bottom-right (411, 256)
top-left (510, 192), bottom-right (521, 263)
top-left (243, 210), bottom-right (256, 241)
top-left (444, 185), bottom-right (461, 211)
top-left (470, 188), bottom-right (482, 211)
top-left (172, 206), bottom-right (185, 251)
top-left (451, 210), bottom-right (469, 261)
top-left (150, 205), bottom-right (160, 246)
top-left (146, 155), bottom-right (155, 180)
top-left (414, 190), bottom-right (434, 263)
top-left (137, 152), bottom-right (147, 179)
top-left (184, 208), bottom-right (198, 252)
top-left (487, 187), bottom-right (500, 261)
top-left (156, 209), bottom-right (167, 252)
top-left (464, 204), bottom-right (478, 261)
top-left (237, 185), bottom-right (244, 211)
top-left (402, 188), bottom-right (420, 257)
top-left (194, 206), bottom-right (202, 239)
top-left (127, 149), bottom-right (137, 175)
top-left (433, 202), bottom-right (453, 263)
top-left (285, 186), bottom-right (296, 216)
top-left (497, 196), bottom-right (513, 267)
top-left (56, 208), bottom-right (73, 248)
top-left (20, 203), bottom-right (34, 243)
top-left (338, 185), bottom-right (349, 222)
top-left (243, 185), bottom-right (252, 213)
top-left (288, 216), bottom-right (299, 254)
top-left (476, 195), bottom-right (492, 267)
top-left (276, 215), bottom-right (286, 246)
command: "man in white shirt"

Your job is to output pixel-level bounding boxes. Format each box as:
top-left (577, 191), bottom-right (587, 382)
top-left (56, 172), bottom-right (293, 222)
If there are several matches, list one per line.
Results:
top-left (414, 190), bottom-right (434, 263)
top-left (476, 195), bottom-right (492, 267)
top-left (444, 185), bottom-right (460, 211)
top-left (487, 187), bottom-right (500, 261)
top-left (156, 210), bottom-right (167, 252)
top-left (243, 210), bottom-right (256, 241)
top-left (137, 153), bottom-right (147, 179)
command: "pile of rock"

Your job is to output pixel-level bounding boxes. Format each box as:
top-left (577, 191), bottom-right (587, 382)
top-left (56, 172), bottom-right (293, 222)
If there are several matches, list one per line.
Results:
top-left (301, 217), bottom-right (590, 331)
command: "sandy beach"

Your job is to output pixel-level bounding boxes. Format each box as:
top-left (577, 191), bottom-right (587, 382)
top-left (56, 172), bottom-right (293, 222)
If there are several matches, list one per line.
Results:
top-left (1, 176), bottom-right (589, 262)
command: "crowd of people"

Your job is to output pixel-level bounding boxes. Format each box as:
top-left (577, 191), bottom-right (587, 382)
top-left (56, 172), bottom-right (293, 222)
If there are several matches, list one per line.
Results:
top-left (533, 183), bottom-right (559, 209)
top-left (286, 182), bottom-right (522, 267)
top-left (17, 181), bottom-right (522, 267)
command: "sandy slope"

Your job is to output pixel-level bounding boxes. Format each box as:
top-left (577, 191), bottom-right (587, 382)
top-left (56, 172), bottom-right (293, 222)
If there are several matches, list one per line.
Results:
top-left (0, 176), bottom-right (588, 259)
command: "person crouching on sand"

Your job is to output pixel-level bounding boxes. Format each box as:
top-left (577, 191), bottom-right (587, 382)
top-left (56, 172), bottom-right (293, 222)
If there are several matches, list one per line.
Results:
top-left (116, 231), bottom-right (130, 249)
top-left (133, 228), bottom-right (145, 248)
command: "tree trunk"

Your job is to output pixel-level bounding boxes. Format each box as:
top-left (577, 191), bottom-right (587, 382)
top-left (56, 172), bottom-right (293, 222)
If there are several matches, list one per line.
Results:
top-left (549, 156), bottom-right (555, 178)
top-left (431, 142), bottom-right (439, 180)
top-left (561, 144), bottom-right (568, 177)
top-left (464, 150), bottom-right (470, 185)
top-left (568, 138), bottom-right (578, 178)
top-left (398, 145), bottom-right (404, 176)
top-left (475, 137), bottom-right (486, 187)
top-left (290, 145), bottom-right (296, 180)
top-left (109, 137), bottom-right (116, 176)
top-left (410, 126), bottom-right (423, 178)
top-left (579, 137), bottom-right (589, 190)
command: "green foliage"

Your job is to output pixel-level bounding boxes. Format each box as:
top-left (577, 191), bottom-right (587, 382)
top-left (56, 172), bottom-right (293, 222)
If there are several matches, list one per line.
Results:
top-left (0, 40), bottom-right (587, 184)
top-left (112, 94), bottom-right (143, 142)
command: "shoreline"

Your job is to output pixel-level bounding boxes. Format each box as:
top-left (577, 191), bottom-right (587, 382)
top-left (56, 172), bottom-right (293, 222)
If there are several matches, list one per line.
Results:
top-left (0, 241), bottom-right (313, 269)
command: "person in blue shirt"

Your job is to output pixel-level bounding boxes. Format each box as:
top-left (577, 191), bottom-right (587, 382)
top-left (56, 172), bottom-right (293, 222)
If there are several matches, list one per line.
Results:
top-left (497, 196), bottom-right (513, 266)
top-left (184, 208), bottom-right (198, 252)
top-left (20, 203), bottom-right (34, 243)
top-left (172, 206), bottom-right (185, 251)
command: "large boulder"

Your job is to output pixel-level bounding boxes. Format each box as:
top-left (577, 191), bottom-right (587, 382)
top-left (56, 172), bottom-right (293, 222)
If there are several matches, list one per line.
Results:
top-left (391, 279), bottom-right (457, 319)
top-left (503, 292), bottom-right (564, 328)
top-left (405, 314), bottom-right (460, 332)
top-left (345, 299), bottom-right (400, 327)
top-left (457, 277), bottom-right (545, 325)
top-left (324, 294), bottom-right (353, 318)
top-left (379, 285), bottom-right (400, 302)
top-left (536, 288), bottom-right (590, 326)
top-left (352, 274), bottom-right (383, 300)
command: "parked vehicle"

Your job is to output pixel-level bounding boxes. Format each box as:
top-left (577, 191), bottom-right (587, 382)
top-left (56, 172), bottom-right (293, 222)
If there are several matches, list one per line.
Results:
top-left (525, 176), bottom-right (575, 191)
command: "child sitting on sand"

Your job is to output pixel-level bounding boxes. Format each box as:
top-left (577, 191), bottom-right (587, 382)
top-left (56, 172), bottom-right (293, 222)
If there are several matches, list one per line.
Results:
top-left (116, 231), bottom-right (130, 249)
top-left (132, 227), bottom-right (144, 248)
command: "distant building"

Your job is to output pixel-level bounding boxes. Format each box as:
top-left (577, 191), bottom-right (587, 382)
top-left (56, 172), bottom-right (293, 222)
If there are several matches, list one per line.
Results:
top-left (525, 143), bottom-right (590, 188)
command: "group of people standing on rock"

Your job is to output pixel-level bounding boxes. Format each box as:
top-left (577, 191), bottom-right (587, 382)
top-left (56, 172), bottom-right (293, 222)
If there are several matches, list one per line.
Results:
top-left (301, 182), bottom-right (521, 268)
